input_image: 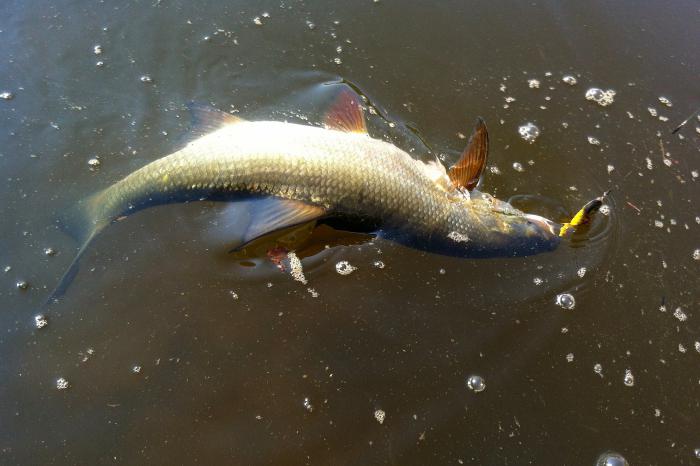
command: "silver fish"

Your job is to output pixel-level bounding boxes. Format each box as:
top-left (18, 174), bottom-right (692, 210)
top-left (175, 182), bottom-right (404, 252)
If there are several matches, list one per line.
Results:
top-left (52, 92), bottom-right (561, 299)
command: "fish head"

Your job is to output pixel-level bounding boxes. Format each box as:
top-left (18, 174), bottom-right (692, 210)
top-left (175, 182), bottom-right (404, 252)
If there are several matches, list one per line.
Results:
top-left (444, 192), bottom-right (562, 257)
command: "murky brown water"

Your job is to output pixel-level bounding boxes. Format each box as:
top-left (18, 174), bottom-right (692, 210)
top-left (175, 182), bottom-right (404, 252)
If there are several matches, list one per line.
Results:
top-left (1, 0), bottom-right (699, 464)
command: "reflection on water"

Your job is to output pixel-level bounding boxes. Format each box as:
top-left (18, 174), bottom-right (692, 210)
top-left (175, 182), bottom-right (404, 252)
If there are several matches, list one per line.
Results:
top-left (1, 0), bottom-right (699, 464)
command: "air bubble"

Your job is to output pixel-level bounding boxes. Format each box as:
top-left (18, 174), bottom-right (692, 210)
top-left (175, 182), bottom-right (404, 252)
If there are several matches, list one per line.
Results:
top-left (335, 261), bottom-right (356, 275)
top-left (16, 280), bottom-right (29, 290)
top-left (374, 409), bottom-right (386, 424)
top-left (562, 75), bottom-right (577, 86)
top-left (658, 96), bottom-right (672, 107)
top-left (594, 363), bottom-right (603, 377)
top-left (596, 452), bottom-right (629, 466)
top-left (673, 307), bottom-right (687, 321)
top-left (512, 162), bottom-right (524, 172)
top-left (692, 249), bottom-right (699, 261)
top-left (303, 397), bottom-right (314, 412)
top-left (466, 375), bottom-right (486, 393)
top-left (139, 75), bottom-right (153, 83)
top-left (34, 314), bottom-right (48, 329)
top-left (555, 293), bottom-right (575, 310)
top-left (518, 122), bottom-right (540, 143)
top-left (585, 88), bottom-right (616, 106)
top-left (623, 369), bottom-right (635, 387)
top-left (373, 260), bottom-right (385, 269)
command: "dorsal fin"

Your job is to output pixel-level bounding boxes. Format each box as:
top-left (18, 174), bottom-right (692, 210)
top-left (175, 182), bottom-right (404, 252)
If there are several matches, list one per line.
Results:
top-left (187, 102), bottom-right (245, 138)
top-left (324, 90), bottom-right (368, 134)
top-left (448, 118), bottom-right (489, 191)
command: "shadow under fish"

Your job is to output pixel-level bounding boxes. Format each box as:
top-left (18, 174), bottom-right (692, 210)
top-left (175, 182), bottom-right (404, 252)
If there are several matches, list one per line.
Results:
top-left (49, 89), bottom-right (606, 304)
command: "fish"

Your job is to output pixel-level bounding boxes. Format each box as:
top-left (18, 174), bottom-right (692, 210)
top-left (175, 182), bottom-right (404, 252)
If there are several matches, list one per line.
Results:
top-left (51, 90), bottom-right (592, 300)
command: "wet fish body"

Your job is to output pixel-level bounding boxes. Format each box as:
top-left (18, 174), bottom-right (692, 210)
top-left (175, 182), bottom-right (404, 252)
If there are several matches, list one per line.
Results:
top-left (74, 118), bottom-right (559, 258)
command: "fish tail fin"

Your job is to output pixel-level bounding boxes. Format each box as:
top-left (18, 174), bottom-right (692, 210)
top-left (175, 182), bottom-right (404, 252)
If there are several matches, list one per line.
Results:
top-left (58, 189), bottom-right (109, 246)
top-left (47, 190), bottom-right (110, 305)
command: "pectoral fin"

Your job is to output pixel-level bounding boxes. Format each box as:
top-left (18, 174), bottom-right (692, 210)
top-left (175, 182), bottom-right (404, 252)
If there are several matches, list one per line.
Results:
top-left (234, 198), bottom-right (327, 250)
top-left (449, 118), bottom-right (489, 191)
top-left (324, 90), bottom-right (368, 134)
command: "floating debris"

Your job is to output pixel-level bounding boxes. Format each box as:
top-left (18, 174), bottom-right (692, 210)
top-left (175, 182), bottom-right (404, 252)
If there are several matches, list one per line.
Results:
top-left (596, 451), bottom-right (629, 466)
top-left (607, 165), bottom-right (615, 175)
top-left (599, 204), bottom-right (611, 216)
top-left (566, 353), bottom-right (574, 362)
top-left (647, 107), bottom-right (658, 117)
top-left (562, 75), bottom-right (577, 86)
top-left (87, 157), bottom-right (101, 169)
top-left (518, 122), bottom-right (540, 143)
top-left (96, 61), bottom-right (104, 67)
top-left (3, 266), bottom-right (10, 273)
top-left (34, 314), bottom-right (48, 329)
top-left (533, 277), bottom-right (543, 286)
top-left (0, 91), bottom-right (15, 100)
top-left (527, 79), bottom-right (540, 89)
top-left (692, 249), bottom-right (699, 261)
top-left (623, 369), bottom-right (635, 387)
top-left (577, 267), bottom-right (587, 278)
top-left (335, 261), bottom-right (356, 276)
top-left (131, 365), bottom-right (142, 374)
top-left (512, 162), bottom-right (524, 172)
top-left (139, 75), bottom-right (153, 83)
top-left (466, 375), bottom-right (486, 393)
top-left (588, 136), bottom-right (601, 146)
top-left (253, 16), bottom-right (263, 26)
top-left (374, 409), bottom-right (386, 424)
top-left (585, 88), bottom-right (616, 107)
top-left (44, 247), bottom-right (56, 256)
top-left (56, 377), bottom-right (70, 390)
top-left (93, 44), bottom-right (103, 55)
top-left (555, 293), bottom-right (576, 310)
top-left (373, 260), bottom-right (385, 269)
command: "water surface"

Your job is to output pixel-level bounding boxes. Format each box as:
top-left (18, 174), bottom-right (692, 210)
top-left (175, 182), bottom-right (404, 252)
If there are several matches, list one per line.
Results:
top-left (1, 0), bottom-right (699, 464)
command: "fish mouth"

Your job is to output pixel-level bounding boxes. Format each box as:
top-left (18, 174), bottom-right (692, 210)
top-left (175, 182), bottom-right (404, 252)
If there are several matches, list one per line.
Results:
top-left (524, 214), bottom-right (560, 237)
